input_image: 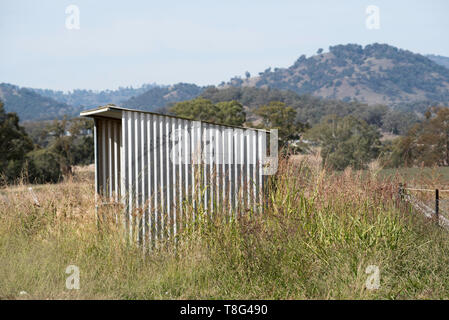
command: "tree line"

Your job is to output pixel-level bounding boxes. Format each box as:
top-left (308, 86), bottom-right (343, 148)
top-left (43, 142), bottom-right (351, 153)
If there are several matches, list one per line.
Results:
top-left (168, 96), bottom-right (448, 171)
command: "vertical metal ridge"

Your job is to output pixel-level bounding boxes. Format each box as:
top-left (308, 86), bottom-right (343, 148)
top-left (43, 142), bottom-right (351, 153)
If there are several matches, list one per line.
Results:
top-left (113, 121), bottom-right (118, 202)
top-left (159, 115), bottom-right (165, 236)
top-left (121, 113), bottom-right (127, 232)
top-left (257, 131), bottom-right (265, 213)
top-left (184, 119), bottom-right (189, 228)
top-left (153, 115), bottom-right (159, 241)
top-left (134, 112), bottom-right (140, 243)
top-left (146, 114), bottom-right (154, 246)
top-left (230, 129), bottom-right (235, 213)
top-left (252, 130), bottom-right (257, 211)
top-left (140, 112), bottom-right (146, 248)
top-left (172, 118), bottom-right (178, 238)
top-left (127, 112), bottom-right (134, 239)
top-left (203, 123), bottom-right (208, 214)
top-left (165, 117), bottom-right (171, 238)
top-left (107, 120), bottom-right (112, 200)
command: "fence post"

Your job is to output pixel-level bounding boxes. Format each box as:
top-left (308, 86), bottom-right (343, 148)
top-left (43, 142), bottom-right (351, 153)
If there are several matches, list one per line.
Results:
top-left (435, 189), bottom-right (439, 225)
top-left (398, 183), bottom-right (404, 207)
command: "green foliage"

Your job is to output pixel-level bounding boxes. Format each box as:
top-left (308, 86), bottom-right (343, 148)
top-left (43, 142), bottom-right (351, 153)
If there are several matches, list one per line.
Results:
top-left (384, 107), bottom-right (449, 167)
top-left (26, 149), bottom-right (61, 184)
top-left (215, 101), bottom-right (246, 126)
top-left (0, 100), bottom-right (34, 183)
top-left (44, 117), bottom-right (94, 174)
top-left (253, 101), bottom-right (304, 145)
top-left (71, 135), bottom-right (94, 166)
top-left (381, 109), bottom-right (420, 135)
top-left (201, 86), bottom-right (418, 132)
top-left (307, 115), bottom-right (381, 170)
top-left (169, 98), bottom-right (246, 126)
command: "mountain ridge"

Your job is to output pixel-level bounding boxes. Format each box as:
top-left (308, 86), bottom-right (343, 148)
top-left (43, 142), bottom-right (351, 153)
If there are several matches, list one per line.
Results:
top-left (226, 43), bottom-right (449, 105)
top-left (0, 83), bottom-right (77, 121)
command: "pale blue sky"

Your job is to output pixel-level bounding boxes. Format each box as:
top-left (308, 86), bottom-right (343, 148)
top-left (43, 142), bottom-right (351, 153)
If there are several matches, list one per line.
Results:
top-left (1, 0), bottom-right (448, 91)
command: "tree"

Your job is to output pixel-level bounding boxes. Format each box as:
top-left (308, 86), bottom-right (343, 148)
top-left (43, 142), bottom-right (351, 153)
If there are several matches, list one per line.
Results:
top-left (45, 117), bottom-right (73, 176)
top-left (306, 115), bottom-right (381, 170)
top-left (0, 100), bottom-right (34, 183)
top-left (215, 101), bottom-right (246, 126)
top-left (381, 110), bottom-right (419, 135)
top-left (254, 101), bottom-right (304, 146)
top-left (169, 98), bottom-right (246, 126)
top-left (245, 71), bottom-right (251, 79)
top-left (43, 117), bottom-right (94, 175)
top-left (26, 149), bottom-right (61, 184)
top-left (69, 118), bottom-right (94, 165)
top-left (385, 107), bottom-right (449, 167)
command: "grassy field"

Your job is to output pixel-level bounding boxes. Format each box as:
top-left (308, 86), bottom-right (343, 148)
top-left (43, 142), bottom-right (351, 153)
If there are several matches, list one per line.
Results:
top-left (2, 161), bottom-right (449, 299)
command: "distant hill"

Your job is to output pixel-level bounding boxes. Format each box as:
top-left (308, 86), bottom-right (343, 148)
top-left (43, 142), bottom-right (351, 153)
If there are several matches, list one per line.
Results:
top-left (31, 83), bottom-right (159, 107)
top-left (122, 83), bottom-right (205, 111)
top-left (427, 54), bottom-right (449, 70)
top-left (0, 83), bottom-right (77, 121)
top-left (227, 43), bottom-right (449, 105)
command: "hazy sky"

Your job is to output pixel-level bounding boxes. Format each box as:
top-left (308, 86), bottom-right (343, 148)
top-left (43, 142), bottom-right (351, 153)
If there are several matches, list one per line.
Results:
top-left (1, 0), bottom-right (448, 91)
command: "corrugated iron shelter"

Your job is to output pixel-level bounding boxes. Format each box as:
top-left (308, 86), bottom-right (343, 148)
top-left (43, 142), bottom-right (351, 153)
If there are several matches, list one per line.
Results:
top-left (81, 105), bottom-right (271, 245)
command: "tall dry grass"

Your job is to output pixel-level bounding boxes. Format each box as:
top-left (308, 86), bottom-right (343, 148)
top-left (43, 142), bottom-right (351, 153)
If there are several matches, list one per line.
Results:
top-left (1, 159), bottom-right (449, 299)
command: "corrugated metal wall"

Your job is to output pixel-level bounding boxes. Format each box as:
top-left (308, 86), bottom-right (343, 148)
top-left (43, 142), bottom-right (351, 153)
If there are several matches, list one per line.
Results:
top-left (95, 111), bottom-right (267, 245)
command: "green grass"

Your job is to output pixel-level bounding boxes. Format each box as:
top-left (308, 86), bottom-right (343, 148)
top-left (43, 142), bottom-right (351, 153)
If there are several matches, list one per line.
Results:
top-left (2, 161), bottom-right (449, 299)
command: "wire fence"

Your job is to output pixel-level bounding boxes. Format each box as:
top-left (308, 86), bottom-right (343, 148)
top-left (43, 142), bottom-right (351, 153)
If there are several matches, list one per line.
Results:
top-left (399, 183), bottom-right (449, 229)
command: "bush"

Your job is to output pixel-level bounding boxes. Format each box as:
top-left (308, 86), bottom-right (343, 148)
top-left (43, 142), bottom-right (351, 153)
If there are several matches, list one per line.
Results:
top-left (26, 149), bottom-right (62, 184)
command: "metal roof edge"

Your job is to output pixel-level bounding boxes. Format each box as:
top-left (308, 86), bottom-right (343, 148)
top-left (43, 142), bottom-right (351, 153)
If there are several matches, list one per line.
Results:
top-left (80, 105), bottom-right (270, 133)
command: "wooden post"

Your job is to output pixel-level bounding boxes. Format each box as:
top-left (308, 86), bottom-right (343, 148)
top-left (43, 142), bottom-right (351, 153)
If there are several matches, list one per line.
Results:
top-left (435, 189), bottom-right (439, 224)
top-left (397, 183), bottom-right (404, 207)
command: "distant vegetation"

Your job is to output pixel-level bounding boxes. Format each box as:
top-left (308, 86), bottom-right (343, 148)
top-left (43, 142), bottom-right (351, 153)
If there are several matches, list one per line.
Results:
top-left (1, 82), bottom-right (204, 121)
top-left (0, 83), bottom-right (77, 121)
top-left (203, 86), bottom-right (420, 134)
top-left (169, 98), bottom-right (246, 126)
top-left (427, 54), bottom-right (449, 70)
top-left (123, 83), bottom-right (205, 111)
top-left (32, 83), bottom-right (158, 107)
top-left (382, 107), bottom-right (449, 168)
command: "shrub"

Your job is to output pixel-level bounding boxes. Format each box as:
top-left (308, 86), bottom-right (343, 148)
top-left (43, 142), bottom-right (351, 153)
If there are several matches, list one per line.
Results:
top-left (26, 149), bottom-right (62, 184)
